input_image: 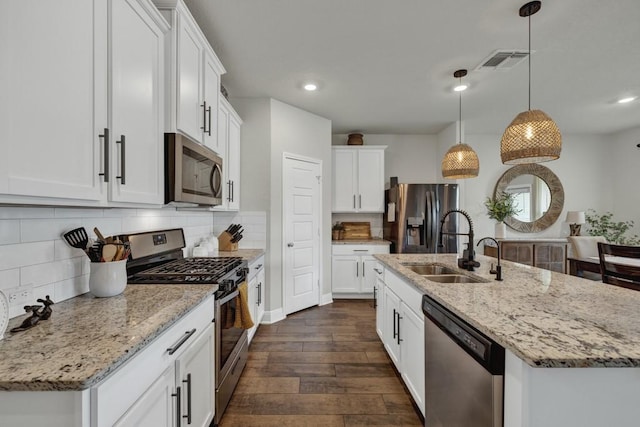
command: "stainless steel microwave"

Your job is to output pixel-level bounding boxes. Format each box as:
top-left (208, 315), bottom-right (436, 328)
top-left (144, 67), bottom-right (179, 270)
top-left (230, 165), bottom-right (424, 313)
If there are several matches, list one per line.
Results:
top-left (165, 133), bottom-right (222, 206)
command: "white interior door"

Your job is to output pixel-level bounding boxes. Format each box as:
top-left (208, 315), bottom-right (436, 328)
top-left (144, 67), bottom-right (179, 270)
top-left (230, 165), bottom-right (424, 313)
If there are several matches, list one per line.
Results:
top-left (283, 155), bottom-right (321, 315)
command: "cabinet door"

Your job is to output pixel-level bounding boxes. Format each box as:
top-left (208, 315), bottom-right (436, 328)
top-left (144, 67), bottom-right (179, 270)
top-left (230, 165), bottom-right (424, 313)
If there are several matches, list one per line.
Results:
top-left (534, 243), bottom-right (567, 273)
top-left (383, 287), bottom-right (401, 368)
top-left (110, 0), bottom-right (165, 204)
top-left (375, 276), bottom-right (385, 340)
top-left (227, 113), bottom-right (241, 210)
top-left (332, 149), bottom-right (358, 212)
top-left (399, 302), bottom-right (425, 416)
top-left (213, 100), bottom-right (230, 210)
top-left (114, 364), bottom-right (174, 427)
top-left (331, 255), bottom-right (359, 293)
top-left (361, 256), bottom-right (378, 293)
top-left (176, 324), bottom-right (215, 427)
top-left (247, 275), bottom-right (258, 343)
top-left (256, 267), bottom-right (266, 324)
top-left (357, 149), bottom-right (385, 212)
top-left (202, 50), bottom-right (221, 153)
top-left (176, 14), bottom-right (204, 142)
top-left (502, 242), bottom-right (534, 266)
top-left (0, 0), bottom-right (106, 202)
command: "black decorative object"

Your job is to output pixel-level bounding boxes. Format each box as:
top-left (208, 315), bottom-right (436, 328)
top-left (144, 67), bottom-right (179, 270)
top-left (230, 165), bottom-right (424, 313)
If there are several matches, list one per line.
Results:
top-left (10, 295), bottom-right (55, 333)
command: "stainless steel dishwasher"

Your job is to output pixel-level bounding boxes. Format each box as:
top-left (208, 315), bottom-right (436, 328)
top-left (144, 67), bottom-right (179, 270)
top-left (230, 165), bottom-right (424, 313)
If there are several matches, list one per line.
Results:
top-left (422, 295), bottom-right (505, 427)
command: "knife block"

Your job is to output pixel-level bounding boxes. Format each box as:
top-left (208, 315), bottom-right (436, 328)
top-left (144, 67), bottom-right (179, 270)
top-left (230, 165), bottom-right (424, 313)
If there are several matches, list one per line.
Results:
top-left (218, 231), bottom-right (238, 252)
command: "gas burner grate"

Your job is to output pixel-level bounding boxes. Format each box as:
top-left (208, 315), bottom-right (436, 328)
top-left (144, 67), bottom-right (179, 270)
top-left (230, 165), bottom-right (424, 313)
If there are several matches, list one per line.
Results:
top-left (130, 257), bottom-right (244, 284)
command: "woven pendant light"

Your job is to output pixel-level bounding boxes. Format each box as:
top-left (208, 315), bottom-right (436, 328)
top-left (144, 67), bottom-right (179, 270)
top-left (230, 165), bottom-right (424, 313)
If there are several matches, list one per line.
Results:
top-left (442, 69), bottom-right (479, 179)
top-left (500, 1), bottom-right (561, 165)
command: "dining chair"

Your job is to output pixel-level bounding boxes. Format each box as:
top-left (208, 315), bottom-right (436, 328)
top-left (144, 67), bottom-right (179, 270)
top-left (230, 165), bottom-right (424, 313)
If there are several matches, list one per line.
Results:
top-left (568, 235), bottom-right (607, 259)
top-left (597, 242), bottom-right (640, 291)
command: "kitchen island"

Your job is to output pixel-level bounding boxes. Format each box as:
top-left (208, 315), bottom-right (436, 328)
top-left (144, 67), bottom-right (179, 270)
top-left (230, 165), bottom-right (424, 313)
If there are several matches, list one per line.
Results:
top-left (375, 253), bottom-right (640, 427)
top-left (0, 284), bottom-right (216, 426)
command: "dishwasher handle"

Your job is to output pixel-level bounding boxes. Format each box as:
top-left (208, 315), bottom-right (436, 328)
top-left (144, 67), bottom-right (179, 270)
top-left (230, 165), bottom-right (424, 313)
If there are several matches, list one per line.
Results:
top-left (422, 295), bottom-right (504, 375)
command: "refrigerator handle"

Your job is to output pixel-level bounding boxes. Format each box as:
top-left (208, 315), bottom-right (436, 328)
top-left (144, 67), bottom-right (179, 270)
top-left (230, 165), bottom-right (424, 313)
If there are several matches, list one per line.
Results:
top-left (429, 190), bottom-right (438, 252)
top-left (425, 191), bottom-right (432, 249)
top-left (433, 190), bottom-right (440, 252)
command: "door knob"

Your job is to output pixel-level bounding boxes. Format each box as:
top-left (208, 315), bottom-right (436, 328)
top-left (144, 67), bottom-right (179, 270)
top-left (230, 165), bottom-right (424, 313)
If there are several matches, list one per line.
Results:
top-left (287, 242), bottom-right (294, 247)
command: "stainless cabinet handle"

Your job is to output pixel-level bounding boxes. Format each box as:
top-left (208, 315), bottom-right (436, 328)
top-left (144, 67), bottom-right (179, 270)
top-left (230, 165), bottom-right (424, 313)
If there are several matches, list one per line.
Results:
top-left (287, 242), bottom-right (294, 247)
top-left (356, 262), bottom-right (359, 277)
top-left (201, 101), bottom-right (208, 133)
top-left (207, 105), bottom-right (212, 136)
top-left (397, 312), bottom-right (403, 344)
top-left (167, 328), bottom-right (196, 355)
top-left (362, 261), bottom-right (365, 277)
top-left (373, 286), bottom-right (377, 309)
top-left (373, 268), bottom-right (383, 274)
top-left (182, 373), bottom-right (192, 424)
top-left (359, 194), bottom-right (362, 208)
top-left (227, 181), bottom-right (232, 202)
top-left (172, 386), bottom-right (182, 427)
top-left (255, 264), bottom-right (263, 270)
top-left (231, 180), bottom-right (234, 202)
top-left (259, 282), bottom-right (262, 305)
top-left (353, 249), bottom-right (369, 252)
top-left (353, 194), bottom-right (356, 209)
top-left (116, 135), bottom-right (126, 185)
top-left (98, 128), bottom-right (109, 182)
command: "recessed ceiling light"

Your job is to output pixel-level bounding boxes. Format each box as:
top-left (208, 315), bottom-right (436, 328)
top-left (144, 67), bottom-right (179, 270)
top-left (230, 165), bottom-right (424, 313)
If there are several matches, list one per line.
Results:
top-left (453, 84), bottom-right (468, 92)
top-left (304, 83), bottom-right (317, 91)
top-left (617, 96), bottom-right (637, 104)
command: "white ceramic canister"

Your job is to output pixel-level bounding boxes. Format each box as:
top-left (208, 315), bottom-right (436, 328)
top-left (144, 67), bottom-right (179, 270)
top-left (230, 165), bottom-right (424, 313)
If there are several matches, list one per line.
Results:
top-left (89, 259), bottom-right (127, 298)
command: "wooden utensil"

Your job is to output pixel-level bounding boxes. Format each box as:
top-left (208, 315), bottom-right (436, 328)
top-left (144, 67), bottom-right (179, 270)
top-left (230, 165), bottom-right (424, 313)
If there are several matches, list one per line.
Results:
top-left (114, 245), bottom-right (124, 261)
top-left (101, 244), bottom-right (117, 262)
top-left (93, 227), bottom-right (106, 243)
top-left (62, 228), bottom-right (90, 250)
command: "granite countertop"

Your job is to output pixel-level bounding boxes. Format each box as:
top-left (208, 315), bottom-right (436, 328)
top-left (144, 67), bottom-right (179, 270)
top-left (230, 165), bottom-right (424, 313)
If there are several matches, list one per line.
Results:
top-left (332, 238), bottom-right (391, 245)
top-left (0, 284), bottom-right (215, 391)
top-left (375, 253), bottom-right (640, 368)
top-left (214, 249), bottom-right (264, 262)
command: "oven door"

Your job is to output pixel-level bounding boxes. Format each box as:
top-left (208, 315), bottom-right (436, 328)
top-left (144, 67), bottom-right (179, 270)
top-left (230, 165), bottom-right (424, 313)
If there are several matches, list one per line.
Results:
top-left (165, 133), bottom-right (223, 206)
top-left (215, 290), bottom-right (247, 385)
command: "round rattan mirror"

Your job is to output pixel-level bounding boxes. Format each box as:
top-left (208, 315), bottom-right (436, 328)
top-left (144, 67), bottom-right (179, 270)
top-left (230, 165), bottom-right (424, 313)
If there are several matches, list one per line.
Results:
top-left (494, 164), bottom-right (564, 233)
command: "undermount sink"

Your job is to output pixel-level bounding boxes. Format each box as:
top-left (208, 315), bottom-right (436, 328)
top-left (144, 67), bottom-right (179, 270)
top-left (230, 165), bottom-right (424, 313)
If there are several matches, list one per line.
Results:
top-left (402, 264), bottom-right (458, 275)
top-left (401, 263), bottom-right (487, 284)
top-left (422, 274), bottom-right (485, 284)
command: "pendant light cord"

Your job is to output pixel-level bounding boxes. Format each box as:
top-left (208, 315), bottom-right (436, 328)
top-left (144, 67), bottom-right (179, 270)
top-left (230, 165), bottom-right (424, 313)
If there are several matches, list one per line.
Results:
top-left (458, 80), bottom-right (462, 144)
top-left (528, 12), bottom-right (531, 111)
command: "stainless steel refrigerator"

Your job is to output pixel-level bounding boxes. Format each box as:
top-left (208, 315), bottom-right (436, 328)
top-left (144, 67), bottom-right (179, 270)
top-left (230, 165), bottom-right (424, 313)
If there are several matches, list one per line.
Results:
top-left (383, 183), bottom-right (459, 253)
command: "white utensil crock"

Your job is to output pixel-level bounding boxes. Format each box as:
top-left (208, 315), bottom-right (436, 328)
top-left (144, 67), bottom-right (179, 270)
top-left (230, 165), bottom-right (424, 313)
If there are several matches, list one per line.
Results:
top-left (89, 259), bottom-right (127, 297)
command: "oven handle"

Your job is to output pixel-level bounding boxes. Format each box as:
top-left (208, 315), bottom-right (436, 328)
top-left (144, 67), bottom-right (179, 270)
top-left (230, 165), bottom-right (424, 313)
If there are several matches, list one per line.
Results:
top-left (167, 328), bottom-right (196, 355)
top-left (217, 289), bottom-right (240, 306)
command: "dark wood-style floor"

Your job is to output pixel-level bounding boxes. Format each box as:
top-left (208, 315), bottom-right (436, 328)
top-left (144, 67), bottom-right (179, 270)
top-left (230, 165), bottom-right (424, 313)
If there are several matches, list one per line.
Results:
top-left (219, 299), bottom-right (423, 427)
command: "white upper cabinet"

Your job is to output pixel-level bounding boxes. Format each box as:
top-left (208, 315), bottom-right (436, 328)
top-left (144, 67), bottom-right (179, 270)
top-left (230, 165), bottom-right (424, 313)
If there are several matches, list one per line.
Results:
top-left (332, 146), bottom-right (386, 213)
top-left (110, 0), bottom-right (167, 204)
top-left (157, 0), bottom-right (225, 150)
top-left (0, 0), bottom-right (107, 203)
top-left (214, 97), bottom-right (242, 211)
top-left (0, 0), bottom-right (168, 206)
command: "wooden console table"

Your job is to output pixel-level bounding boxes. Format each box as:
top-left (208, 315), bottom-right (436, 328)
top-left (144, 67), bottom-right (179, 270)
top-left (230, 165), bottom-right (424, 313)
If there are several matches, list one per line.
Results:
top-left (483, 238), bottom-right (568, 273)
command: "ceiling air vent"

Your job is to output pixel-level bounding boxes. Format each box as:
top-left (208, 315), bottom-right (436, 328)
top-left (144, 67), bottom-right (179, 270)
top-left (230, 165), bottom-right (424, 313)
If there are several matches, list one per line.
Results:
top-left (475, 50), bottom-right (531, 71)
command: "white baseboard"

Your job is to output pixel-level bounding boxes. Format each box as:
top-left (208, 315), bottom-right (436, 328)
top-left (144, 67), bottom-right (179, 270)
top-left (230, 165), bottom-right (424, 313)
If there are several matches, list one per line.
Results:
top-left (332, 292), bottom-right (374, 299)
top-left (320, 293), bottom-right (333, 306)
top-left (262, 307), bottom-right (285, 324)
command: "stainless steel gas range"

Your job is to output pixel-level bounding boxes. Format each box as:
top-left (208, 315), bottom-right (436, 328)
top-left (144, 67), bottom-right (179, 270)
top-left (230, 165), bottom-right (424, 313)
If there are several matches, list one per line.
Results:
top-left (123, 228), bottom-right (248, 426)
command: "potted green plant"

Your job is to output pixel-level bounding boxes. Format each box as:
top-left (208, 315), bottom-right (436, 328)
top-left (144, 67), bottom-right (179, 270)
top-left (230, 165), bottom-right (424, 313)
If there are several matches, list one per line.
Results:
top-left (332, 222), bottom-right (344, 240)
top-left (584, 210), bottom-right (640, 245)
top-left (484, 192), bottom-right (520, 238)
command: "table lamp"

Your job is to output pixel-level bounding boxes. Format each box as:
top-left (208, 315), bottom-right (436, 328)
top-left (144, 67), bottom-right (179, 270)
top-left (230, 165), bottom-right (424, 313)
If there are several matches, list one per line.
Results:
top-left (566, 211), bottom-right (585, 236)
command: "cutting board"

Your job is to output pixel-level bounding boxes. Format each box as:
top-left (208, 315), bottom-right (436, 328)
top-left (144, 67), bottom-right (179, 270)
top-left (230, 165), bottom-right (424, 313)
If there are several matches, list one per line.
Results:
top-left (341, 222), bottom-right (371, 240)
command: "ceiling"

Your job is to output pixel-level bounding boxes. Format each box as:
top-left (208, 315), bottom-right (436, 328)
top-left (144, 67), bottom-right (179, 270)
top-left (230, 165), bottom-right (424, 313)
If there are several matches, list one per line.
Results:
top-left (184, 0), bottom-right (640, 136)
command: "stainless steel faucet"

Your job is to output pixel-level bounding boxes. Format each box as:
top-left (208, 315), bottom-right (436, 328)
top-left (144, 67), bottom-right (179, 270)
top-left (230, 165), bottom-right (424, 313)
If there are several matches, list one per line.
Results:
top-left (477, 237), bottom-right (503, 281)
top-left (438, 209), bottom-right (480, 271)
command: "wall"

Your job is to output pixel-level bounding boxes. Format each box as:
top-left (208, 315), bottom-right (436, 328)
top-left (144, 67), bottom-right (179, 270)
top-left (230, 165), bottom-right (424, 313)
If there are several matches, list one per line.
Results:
top-left (234, 98), bottom-right (332, 316)
top-left (0, 206), bottom-right (216, 319)
top-left (610, 125), bottom-right (640, 235)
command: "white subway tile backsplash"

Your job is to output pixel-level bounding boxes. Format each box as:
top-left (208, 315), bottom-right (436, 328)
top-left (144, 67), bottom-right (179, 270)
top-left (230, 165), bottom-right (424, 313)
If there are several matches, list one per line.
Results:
top-left (54, 239), bottom-right (86, 261)
top-left (54, 207), bottom-right (104, 218)
top-left (102, 208), bottom-right (138, 218)
top-left (21, 218), bottom-right (81, 243)
top-left (21, 258), bottom-right (84, 288)
top-left (0, 241), bottom-right (55, 270)
top-left (0, 207), bottom-right (54, 219)
top-left (0, 269), bottom-right (20, 291)
top-left (0, 220), bottom-right (20, 245)
top-left (121, 216), bottom-right (173, 233)
top-left (54, 276), bottom-right (89, 302)
top-left (84, 218), bottom-right (123, 239)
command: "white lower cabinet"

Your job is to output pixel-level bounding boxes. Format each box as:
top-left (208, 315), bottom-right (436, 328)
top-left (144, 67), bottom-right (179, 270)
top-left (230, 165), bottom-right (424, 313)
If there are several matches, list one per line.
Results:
top-left (0, 295), bottom-right (215, 427)
top-left (374, 263), bottom-right (385, 339)
top-left (331, 244), bottom-right (389, 296)
top-left (379, 270), bottom-right (425, 416)
top-left (247, 255), bottom-right (265, 343)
